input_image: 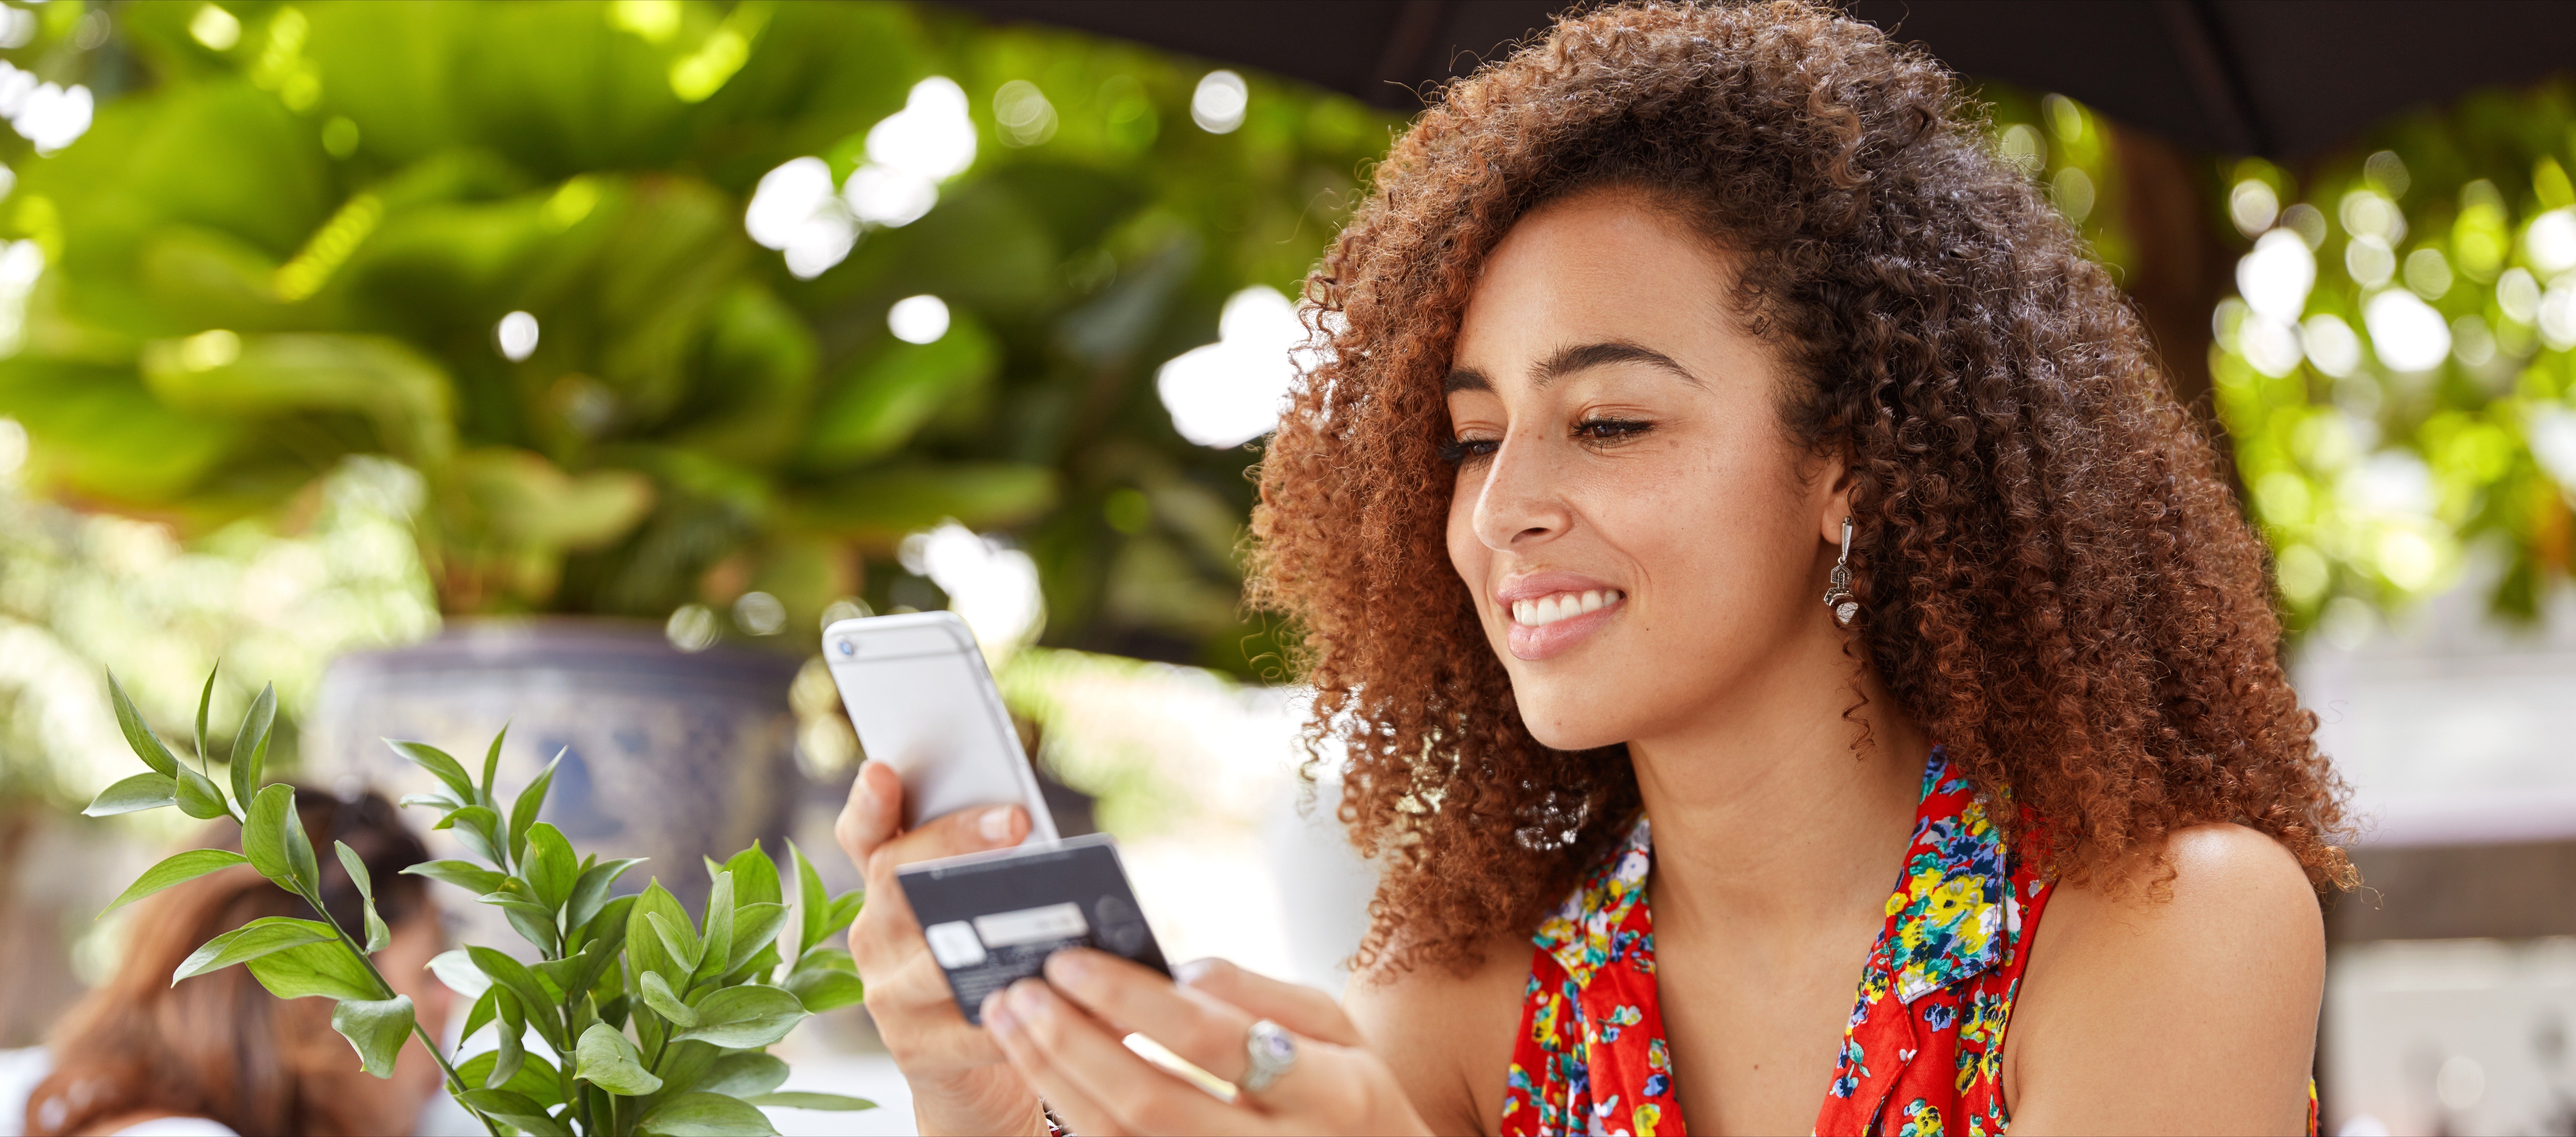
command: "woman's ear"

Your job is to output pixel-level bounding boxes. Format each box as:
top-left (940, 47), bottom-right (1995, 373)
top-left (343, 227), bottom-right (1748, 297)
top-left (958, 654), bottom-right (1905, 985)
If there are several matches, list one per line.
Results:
top-left (1817, 448), bottom-right (1856, 545)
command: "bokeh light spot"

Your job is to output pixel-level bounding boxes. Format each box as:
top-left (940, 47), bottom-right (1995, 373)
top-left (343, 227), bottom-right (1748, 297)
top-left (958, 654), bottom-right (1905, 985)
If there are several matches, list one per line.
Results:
top-left (495, 311), bottom-right (539, 362)
top-left (189, 4), bottom-right (240, 50)
top-left (888, 294), bottom-right (950, 345)
top-left (1191, 70), bottom-right (1248, 134)
top-left (2363, 289), bottom-right (2450, 372)
top-left (993, 80), bottom-right (1058, 147)
top-left (2228, 180), bottom-right (2279, 238)
top-left (1157, 286), bottom-right (1309, 449)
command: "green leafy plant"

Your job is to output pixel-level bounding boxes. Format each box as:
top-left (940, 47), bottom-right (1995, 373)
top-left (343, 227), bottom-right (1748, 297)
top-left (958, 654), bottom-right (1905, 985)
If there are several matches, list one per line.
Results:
top-left (85, 665), bottom-right (873, 1136)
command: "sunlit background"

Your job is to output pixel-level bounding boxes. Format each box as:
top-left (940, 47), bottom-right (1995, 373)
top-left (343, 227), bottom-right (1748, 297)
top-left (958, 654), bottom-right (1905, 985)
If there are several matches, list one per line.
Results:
top-left (0, 2), bottom-right (2568, 1135)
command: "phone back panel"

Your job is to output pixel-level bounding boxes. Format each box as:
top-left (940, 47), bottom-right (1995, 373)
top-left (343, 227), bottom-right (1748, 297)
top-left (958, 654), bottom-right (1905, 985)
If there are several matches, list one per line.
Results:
top-left (823, 612), bottom-right (1059, 842)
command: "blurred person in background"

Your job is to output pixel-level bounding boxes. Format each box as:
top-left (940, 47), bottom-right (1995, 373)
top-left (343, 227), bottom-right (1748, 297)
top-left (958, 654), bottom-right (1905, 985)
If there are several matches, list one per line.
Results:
top-left (13, 791), bottom-right (446, 1137)
top-left (838, 2), bottom-right (2354, 1135)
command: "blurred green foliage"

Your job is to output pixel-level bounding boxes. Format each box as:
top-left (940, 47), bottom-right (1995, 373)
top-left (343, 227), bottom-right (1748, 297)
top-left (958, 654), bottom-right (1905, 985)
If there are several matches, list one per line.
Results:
top-left (2211, 78), bottom-right (2576, 635)
top-left (0, 0), bottom-right (1395, 674)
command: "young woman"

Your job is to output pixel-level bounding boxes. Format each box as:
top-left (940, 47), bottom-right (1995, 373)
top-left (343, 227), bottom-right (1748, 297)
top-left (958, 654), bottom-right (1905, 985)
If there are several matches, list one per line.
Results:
top-left (24, 791), bottom-right (450, 1137)
top-left (837, 2), bottom-right (2352, 1133)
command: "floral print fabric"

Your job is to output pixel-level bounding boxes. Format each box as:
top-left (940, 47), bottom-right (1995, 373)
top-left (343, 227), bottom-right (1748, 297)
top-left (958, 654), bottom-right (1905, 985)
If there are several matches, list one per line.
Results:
top-left (1500, 750), bottom-right (2051, 1137)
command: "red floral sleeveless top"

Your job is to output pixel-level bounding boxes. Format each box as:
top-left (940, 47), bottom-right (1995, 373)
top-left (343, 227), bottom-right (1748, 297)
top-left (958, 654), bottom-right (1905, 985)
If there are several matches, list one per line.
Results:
top-left (1497, 751), bottom-right (2315, 1136)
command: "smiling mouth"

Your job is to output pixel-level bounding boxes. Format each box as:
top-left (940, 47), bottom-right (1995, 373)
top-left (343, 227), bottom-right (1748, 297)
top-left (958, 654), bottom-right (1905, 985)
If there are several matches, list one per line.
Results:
top-left (1509, 589), bottom-right (1626, 627)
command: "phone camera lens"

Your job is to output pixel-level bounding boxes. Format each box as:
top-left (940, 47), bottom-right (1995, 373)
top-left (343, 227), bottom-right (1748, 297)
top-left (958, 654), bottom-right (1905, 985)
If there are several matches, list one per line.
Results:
top-left (836, 640), bottom-right (856, 657)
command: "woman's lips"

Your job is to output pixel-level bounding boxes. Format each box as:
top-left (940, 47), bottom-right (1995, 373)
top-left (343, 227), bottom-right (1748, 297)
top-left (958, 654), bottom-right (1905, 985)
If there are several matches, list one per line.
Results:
top-left (1504, 587), bottom-right (1626, 660)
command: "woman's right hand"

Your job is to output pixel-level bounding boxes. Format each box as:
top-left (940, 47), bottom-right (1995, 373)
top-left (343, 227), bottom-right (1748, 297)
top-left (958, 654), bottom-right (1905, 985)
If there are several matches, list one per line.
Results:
top-left (836, 760), bottom-right (1049, 1137)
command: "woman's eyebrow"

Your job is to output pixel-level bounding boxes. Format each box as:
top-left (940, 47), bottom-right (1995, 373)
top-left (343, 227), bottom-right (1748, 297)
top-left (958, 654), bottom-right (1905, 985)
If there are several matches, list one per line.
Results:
top-left (1532, 340), bottom-right (1703, 388)
top-left (1443, 366), bottom-right (1492, 393)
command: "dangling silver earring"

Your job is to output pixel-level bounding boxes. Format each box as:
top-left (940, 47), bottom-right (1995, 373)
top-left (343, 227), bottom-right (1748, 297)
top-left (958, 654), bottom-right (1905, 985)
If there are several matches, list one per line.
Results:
top-left (1822, 517), bottom-right (1858, 628)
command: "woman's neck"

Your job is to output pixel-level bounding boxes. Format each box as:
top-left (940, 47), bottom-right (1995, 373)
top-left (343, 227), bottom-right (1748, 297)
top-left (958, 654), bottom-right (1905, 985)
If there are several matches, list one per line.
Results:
top-left (1625, 633), bottom-right (1928, 942)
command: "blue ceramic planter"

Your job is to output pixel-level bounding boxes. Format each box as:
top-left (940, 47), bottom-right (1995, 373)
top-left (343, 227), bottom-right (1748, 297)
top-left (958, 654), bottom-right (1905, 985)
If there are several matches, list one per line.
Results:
top-left (304, 618), bottom-right (804, 914)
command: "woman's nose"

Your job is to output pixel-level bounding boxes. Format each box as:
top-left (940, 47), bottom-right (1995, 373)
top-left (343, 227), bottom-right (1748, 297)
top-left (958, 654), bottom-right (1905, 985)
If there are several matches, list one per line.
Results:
top-left (1470, 435), bottom-right (1572, 551)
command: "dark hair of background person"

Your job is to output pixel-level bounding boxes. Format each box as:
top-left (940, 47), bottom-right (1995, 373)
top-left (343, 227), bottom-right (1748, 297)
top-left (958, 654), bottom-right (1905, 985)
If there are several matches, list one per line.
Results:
top-left (1245, 0), bottom-right (2355, 976)
top-left (25, 789), bottom-right (432, 1137)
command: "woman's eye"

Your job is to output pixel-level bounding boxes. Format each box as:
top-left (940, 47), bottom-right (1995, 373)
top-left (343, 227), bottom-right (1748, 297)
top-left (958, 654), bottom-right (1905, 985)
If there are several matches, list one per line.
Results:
top-left (1575, 417), bottom-right (1653, 444)
top-left (1439, 436), bottom-right (1500, 464)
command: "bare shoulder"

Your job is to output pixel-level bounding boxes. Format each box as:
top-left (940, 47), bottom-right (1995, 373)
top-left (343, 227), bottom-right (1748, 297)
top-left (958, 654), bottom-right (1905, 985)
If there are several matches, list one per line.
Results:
top-left (2006, 823), bottom-right (2327, 1134)
top-left (1344, 931), bottom-right (1531, 1137)
top-left (2046, 821), bottom-right (2322, 940)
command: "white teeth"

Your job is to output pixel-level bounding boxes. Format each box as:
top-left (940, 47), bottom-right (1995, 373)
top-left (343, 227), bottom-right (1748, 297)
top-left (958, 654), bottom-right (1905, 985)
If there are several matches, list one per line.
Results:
top-left (1509, 589), bottom-right (1624, 627)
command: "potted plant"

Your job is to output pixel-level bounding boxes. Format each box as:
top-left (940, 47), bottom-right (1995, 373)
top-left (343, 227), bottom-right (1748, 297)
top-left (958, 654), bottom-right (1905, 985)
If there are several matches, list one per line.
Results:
top-left (0, 1), bottom-right (1391, 880)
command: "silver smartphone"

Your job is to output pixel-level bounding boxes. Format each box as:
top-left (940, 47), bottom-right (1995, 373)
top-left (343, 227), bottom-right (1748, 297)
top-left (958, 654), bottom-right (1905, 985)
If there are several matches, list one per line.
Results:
top-left (822, 611), bottom-right (1060, 844)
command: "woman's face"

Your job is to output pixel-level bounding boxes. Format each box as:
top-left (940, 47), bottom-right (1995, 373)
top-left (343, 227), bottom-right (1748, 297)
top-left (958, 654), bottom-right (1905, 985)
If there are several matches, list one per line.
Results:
top-left (1444, 191), bottom-right (1844, 751)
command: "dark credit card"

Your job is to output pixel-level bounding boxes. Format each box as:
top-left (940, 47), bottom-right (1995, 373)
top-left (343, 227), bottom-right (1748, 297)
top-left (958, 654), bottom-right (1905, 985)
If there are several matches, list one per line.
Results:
top-left (895, 833), bottom-right (1170, 1025)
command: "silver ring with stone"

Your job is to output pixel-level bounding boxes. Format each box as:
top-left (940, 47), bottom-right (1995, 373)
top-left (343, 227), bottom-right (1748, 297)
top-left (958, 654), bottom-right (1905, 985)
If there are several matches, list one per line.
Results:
top-left (1239, 1018), bottom-right (1297, 1094)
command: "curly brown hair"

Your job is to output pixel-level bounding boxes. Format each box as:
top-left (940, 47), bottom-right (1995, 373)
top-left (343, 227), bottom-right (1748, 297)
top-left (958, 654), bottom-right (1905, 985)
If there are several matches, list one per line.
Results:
top-left (1246, 0), bottom-right (2352, 975)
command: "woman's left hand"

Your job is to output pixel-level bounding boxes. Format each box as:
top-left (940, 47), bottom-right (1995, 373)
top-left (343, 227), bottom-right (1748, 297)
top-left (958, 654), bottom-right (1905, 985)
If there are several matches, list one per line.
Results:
top-left (980, 950), bottom-right (1433, 1136)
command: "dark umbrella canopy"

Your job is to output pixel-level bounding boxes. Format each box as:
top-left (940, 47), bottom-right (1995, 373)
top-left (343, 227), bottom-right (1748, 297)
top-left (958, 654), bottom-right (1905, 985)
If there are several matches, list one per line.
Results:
top-left (943, 0), bottom-right (2576, 158)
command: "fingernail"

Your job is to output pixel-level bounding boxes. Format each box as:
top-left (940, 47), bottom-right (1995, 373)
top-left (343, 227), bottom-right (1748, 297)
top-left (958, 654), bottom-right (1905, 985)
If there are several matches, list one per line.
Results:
top-left (1008, 980), bottom-right (1047, 1018)
top-left (978, 806), bottom-right (1016, 844)
top-left (1174, 958), bottom-right (1215, 986)
top-left (1045, 950), bottom-right (1093, 984)
top-left (981, 992), bottom-right (1017, 1033)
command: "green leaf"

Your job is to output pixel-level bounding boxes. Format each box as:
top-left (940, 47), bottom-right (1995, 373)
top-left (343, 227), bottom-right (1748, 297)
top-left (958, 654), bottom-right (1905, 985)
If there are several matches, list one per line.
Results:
top-left (362, 897), bottom-right (392, 953)
top-left (748, 1092), bottom-right (876, 1111)
top-left (102, 849), bottom-right (251, 917)
top-left (626, 881), bottom-right (691, 995)
top-left (726, 903), bottom-right (789, 977)
top-left (522, 822), bottom-right (578, 911)
top-left (805, 319), bottom-right (1001, 468)
top-left (456, 1048), bottom-right (563, 1108)
top-left (672, 985), bottom-right (807, 1048)
top-left (173, 764), bottom-right (230, 821)
top-left (83, 772), bottom-right (176, 817)
top-left (695, 871), bottom-right (735, 984)
top-left (699, 1051), bottom-right (789, 1098)
top-left (480, 723), bottom-right (508, 807)
top-left (456, 1089), bottom-right (570, 1137)
top-left (330, 995), bottom-right (414, 1078)
top-left (434, 804), bottom-right (506, 867)
top-left (171, 916), bottom-right (337, 982)
top-left (637, 970), bottom-right (696, 1026)
top-left (534, 936), bottom-right (617, 1007)
top-left (385, 739), bottom-right (479, 809)
top-left (284, 799), bottom-right (321, 895)
top-left (573, 1022), bottom-right (663, 1095)
top-left (788, 463), bottom-right (1058, 546)
top-left (106, 670), bottom-right (179, 777)
top-left (398, 791), bottom-right (462, 813)
top-left (490, 991), bottom-right (527, 1088)
top-left (480, 891), bottom-right (562, 955)
top-left (790, 841), bottom-right (830, 956)
top-left (722, 842), bottom-right (783, 909)
top-left (578, 894), bottom-right (638, 959)
top-left (458, 985), bottom-right (500, 1044)
top-left (246, 940), bottom-right (381, 1001)
top-left (649, 910), bottom-right (703, 974)
top-left (509, 748), bottom-right (564, 865)
top-left (192, 666), bottom-right (217, 769)
top-left (822, 891), bottom-right (863, 942)
top-left (403, 859), bottom-right (507, 895)
top-left (241, 784), bottom-right (298, 887)
top-left (638, 1092), bottom-right (780, 1136)
top-left (465, 946), bottom-right (559, 1048)
top-left (335, 840), bottom-right (375, 902)
top-left (428, 948), bottom-right (492, 998)
top-left (227, 682), bottom-right (275, 807)
top-left (786, 966), bottom-right (865, 1013)
top-left (566, 857), bottom-right (646, 935)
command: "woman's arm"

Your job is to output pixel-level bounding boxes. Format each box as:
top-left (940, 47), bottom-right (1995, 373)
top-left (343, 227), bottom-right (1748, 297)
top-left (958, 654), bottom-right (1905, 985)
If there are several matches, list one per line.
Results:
top-left (2003, 823), bottom-right (2326, 1135)
top-left (1341, 935), bottom-right (1529, 1137)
